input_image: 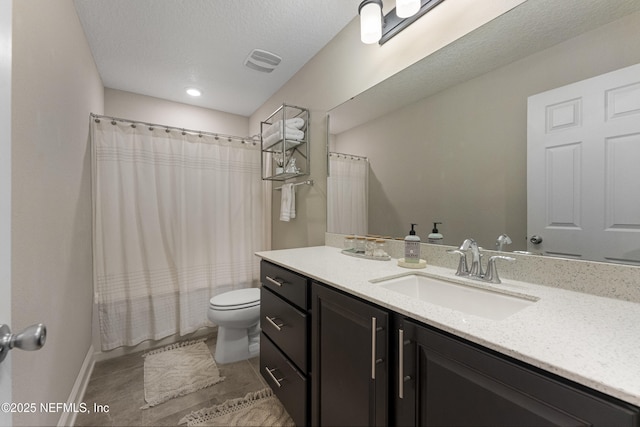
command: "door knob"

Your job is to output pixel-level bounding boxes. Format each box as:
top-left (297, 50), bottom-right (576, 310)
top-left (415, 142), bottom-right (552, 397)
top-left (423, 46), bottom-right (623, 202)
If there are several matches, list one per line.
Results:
top-left (0, 323), bottom-right (47, 364)
top-left (529, 235), bottom-right (543, 244)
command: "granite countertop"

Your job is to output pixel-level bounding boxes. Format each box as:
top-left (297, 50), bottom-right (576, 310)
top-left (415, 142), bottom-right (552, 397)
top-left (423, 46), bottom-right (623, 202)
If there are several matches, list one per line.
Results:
top-left (256, 245), bottom-right (640, 406)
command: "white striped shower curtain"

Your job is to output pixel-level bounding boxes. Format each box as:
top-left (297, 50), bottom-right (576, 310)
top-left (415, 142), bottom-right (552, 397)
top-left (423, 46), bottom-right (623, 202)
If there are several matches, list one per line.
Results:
top-left (327, 153), bottom-right (369, 235)
top-left (92, 119), bottom-right (268, 350)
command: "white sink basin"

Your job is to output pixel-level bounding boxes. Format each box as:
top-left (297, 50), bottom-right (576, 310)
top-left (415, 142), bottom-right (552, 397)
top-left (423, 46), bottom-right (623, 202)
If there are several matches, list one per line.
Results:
top-left (371, 273), bottom-right (536, 321)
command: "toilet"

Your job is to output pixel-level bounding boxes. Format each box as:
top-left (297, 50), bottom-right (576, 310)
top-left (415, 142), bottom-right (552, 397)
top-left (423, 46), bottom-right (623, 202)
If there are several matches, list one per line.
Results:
top-left (207, 288), bottom-right (261, 364)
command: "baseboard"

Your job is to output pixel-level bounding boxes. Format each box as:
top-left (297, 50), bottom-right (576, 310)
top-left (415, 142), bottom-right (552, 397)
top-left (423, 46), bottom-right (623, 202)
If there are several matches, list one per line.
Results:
top-left (58, 344), bottom-right (95, 427)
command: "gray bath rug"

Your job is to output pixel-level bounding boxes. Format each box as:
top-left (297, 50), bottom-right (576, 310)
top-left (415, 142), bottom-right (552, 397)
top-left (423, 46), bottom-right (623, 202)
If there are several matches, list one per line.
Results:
top-left (178, 388), bottom-right (295, 426)
top-left (141, 339), bottom-right (225, 409)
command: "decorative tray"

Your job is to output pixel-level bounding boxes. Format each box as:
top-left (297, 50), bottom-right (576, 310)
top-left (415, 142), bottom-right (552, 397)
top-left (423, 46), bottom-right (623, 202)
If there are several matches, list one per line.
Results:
top-left (341, 248), bottom-right (391, 261)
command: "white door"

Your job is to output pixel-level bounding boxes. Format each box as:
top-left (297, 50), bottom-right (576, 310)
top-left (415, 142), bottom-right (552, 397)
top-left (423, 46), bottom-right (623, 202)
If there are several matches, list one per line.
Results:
top-left (528, 63), bottom-right (640, 264)
top-left (0, 0), bottom-right (12, 425)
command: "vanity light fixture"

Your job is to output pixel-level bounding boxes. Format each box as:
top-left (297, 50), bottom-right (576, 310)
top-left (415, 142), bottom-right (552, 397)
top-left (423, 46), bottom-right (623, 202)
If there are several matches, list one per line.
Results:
top-left (396, 0), bottom-right (420, 18)
top-left (359, 0), bottom-right (445, 45)
top-left (358, 0), bottom-right (383, 44)
top-left (186, 87), bottom-right (201, 97)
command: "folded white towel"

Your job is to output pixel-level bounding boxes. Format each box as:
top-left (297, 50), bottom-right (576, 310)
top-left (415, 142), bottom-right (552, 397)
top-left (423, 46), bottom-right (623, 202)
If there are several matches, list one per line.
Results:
top-left (263, 128), bottom-right (305, 149)
top-left (279, 183), bottom-right (296, 222)
top-left (263, 118), bottom-right (306, 138)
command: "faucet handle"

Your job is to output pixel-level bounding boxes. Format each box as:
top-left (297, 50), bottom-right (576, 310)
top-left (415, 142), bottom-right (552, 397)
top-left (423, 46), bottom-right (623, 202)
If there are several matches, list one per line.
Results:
top-left (484, 255), bottom-right (515, 284)
top-left (458, 238), bottom-right (476, 251)
top-left (447, 249), bottom-right (469, 276)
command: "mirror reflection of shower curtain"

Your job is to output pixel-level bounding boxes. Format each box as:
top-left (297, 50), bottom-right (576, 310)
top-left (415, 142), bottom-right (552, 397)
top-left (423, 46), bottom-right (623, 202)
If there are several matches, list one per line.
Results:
top-left (327, 153), bottom-right (368, 235)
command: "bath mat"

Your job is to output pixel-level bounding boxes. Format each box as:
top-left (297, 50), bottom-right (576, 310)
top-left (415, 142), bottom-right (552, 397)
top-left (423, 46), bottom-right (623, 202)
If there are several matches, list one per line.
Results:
top-left (178, 388), bottom-right (295, 426)
top-left (141, 339), bottom-right (225, 409)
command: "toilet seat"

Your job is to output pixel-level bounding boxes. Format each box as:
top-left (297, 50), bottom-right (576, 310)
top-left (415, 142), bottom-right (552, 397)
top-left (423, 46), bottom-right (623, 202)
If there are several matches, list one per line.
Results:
top-left (210, 288), bottom-right (260, 311)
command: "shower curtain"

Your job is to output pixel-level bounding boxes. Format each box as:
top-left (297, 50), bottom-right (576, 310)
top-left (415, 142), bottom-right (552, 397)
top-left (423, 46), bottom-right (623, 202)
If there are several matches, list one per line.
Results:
top-left (327, 153), bottom-right (368, 235)
top-left (92, 119), bottom-right (268, 350)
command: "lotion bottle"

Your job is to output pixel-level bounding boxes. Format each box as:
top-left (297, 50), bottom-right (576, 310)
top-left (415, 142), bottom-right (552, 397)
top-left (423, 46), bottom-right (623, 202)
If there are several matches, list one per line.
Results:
top-left (404, 223), bottom-right (421, 263)
top-left (428, 222), bottom-right (443, 244)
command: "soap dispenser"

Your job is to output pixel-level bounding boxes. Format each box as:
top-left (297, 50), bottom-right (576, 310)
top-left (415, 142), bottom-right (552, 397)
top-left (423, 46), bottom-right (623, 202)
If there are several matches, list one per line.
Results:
top-left (428, 222), bottom-right (443, 244)
top-left (404, 223), bottom-right (421, 263)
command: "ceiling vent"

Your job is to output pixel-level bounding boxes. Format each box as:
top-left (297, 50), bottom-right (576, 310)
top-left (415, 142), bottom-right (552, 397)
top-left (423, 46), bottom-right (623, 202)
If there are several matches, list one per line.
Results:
top-left (244, 49), bottom-right (282, 73)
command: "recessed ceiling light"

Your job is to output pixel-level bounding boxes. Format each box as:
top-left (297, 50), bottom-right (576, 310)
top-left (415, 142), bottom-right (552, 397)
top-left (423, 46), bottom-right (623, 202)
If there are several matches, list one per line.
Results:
top-left (186, 88), bottom-right (201, 97)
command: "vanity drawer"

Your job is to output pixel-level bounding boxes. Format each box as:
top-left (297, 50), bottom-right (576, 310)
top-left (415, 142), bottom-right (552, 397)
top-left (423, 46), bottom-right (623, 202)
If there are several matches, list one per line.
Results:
top-left (261, 287), bottom-right (308, 372)
top-left (260, 332), bottom-right (307, 427)
top-left (261, 260), bottom-right (309, 310)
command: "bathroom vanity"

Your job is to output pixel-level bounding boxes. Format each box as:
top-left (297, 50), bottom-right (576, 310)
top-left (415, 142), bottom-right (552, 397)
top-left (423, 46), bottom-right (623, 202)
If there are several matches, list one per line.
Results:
top-left (257, 246), bottom-right (640, 426)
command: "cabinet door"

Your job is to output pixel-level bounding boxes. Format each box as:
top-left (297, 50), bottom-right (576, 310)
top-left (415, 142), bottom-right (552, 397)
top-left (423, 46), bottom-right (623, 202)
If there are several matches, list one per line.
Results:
top-left (312, 282), bottom-right (388, 427)
top-left (395, 318), bottom-right (639, 427)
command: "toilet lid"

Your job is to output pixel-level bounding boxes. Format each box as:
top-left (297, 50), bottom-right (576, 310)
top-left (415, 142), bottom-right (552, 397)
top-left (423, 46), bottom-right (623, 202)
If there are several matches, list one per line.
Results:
top-left (210, 288), bottom-right (260, 310)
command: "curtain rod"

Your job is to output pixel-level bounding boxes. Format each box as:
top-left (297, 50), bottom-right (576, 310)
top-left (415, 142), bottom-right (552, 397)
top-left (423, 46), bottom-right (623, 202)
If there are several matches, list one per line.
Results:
top-left (329, 151), bottom-right (369, 161)
top-left (90, 113), bottom-right (260, 144)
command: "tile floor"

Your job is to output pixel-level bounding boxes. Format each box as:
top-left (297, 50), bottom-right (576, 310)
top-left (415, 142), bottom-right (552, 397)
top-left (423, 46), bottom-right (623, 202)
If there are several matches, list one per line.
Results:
top-left (75, 334), bottom-right (268, 426)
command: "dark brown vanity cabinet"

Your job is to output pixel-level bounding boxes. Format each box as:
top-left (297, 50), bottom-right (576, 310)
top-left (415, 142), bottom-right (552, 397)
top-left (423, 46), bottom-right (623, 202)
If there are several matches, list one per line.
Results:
top-left (393, 317), bottom-right (640, 427)
top-left (259, 260), bottom-right (310, 426)
top-left (260, 259), bottom-right (639, 427)
top-left (312, 282), bottom-right (389, 427)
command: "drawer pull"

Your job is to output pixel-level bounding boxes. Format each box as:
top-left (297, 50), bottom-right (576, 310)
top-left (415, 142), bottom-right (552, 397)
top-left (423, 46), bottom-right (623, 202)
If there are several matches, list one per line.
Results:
top-left (265, 316), bottom-right (284, 331)
top-left (265, 366), bottom-right (284, 388)
top-left (265, 275), bottom-right (285, 287)
top-left (399, 328), bottom-right (411, 399)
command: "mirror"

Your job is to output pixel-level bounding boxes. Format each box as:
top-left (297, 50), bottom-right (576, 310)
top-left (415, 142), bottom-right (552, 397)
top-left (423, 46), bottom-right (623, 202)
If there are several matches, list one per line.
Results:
top-left (327, 0), bottom-right (640, 262)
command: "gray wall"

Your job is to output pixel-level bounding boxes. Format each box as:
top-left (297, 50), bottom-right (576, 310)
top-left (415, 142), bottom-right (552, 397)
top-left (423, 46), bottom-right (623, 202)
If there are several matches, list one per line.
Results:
top-left (11, 1), bottom-right (103, 425)
top-left (249, 1), bottom-right (523, 250)
top-left (104, 88), bottom-right (250, 136)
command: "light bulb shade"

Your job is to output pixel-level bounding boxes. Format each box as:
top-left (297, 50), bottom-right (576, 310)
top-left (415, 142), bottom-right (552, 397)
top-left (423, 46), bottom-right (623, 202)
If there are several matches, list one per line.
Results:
top-left (359, 0), bottom-right (383, 44)
top-left (396, 0), bottom-right (420, 18)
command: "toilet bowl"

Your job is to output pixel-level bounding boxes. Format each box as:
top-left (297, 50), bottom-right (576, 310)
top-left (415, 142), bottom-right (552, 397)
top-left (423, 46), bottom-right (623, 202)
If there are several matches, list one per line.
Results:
top-left (207, 288), bottom-right (260, 364)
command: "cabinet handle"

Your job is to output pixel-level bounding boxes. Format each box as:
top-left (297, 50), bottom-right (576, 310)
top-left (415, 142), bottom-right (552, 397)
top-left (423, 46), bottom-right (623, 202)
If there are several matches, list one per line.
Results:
top-left (265, 366), bottom-right (284, 388)
top-left (265, 315), bottom-right (284, 331)
top-left (265, 275), bottom-right (284, 287)
top-left (399, 328), bottom-right (404, 399)
top-left (371, 317), bottom-right (377, 380)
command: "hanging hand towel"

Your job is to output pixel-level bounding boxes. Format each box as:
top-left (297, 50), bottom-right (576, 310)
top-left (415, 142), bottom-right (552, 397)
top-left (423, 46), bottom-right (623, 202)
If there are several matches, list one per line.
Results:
top-left (279, 183), bottom-right (296, 222)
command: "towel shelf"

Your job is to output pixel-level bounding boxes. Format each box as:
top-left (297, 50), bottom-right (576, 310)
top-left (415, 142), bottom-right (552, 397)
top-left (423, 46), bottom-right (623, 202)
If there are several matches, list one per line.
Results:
top-left (261, 103), bottom-right (310, 181)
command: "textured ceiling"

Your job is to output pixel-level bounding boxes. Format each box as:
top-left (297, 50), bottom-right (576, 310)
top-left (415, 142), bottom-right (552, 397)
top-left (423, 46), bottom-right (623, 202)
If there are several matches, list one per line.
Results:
top-left (74, 0), bottom-right (361, 117)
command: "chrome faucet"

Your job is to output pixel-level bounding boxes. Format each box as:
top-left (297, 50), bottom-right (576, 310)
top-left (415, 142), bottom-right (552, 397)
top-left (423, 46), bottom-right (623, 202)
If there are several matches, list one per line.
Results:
top-left (448, 238), bottom-right (515, 284)
top-left (459, 238), bottom-right (483, 278)
top-left (484, 255), bottom-right (515, 284)
top-left (446, 249), bottom-right (469, 276)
